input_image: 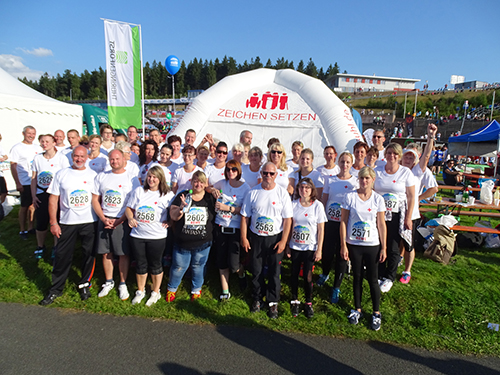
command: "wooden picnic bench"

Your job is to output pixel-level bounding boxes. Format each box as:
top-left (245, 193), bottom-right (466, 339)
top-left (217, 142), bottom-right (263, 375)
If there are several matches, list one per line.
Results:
top-left (419, 207), bottom-right (500, 218)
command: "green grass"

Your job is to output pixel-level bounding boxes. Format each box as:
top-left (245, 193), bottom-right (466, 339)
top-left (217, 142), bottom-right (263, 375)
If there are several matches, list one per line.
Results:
top-left (1, 205), bottom-right (500, 356)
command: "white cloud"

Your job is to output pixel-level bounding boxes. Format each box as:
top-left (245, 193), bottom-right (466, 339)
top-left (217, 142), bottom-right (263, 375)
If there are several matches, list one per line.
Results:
top-left (20, 47), bottom-right (53, 57)
top-left (0, 54), bottom-right (44, 81)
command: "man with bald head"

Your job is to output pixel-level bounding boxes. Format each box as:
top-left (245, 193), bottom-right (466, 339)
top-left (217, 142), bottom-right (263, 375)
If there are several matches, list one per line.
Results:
top-left (40, 145), bottom-right (98, 305)
top-left (54, 129), bottom-right (66, 151)
top-left (92, 149), bottom-right (140, 301)
top-left (240, 161), bottom-right (292, 319)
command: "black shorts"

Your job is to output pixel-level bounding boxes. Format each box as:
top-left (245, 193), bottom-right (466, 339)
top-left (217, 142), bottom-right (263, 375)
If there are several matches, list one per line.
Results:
top-left (0, 177), bottom-right (6, 194)
top-left (433, 160), bottom-right (443, 167)
top-left (20, 185), bottom-right (33, 207)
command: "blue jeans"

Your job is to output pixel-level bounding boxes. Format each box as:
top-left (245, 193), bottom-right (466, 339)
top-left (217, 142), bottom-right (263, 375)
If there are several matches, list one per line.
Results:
top-left (168, 242), bottom-right (212, 294)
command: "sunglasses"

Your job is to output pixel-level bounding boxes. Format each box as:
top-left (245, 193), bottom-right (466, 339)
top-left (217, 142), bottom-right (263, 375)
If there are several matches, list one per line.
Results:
top-left (271, 150), bottom-right (283, 154)
top-left (216, 150), bottom-right (228, 155)
top-left (262, 171), bottom-right (276, 177)
top-left (226, 167), bottom-right (238, 173)
top-left (372, 135), bottom-right (383, 139)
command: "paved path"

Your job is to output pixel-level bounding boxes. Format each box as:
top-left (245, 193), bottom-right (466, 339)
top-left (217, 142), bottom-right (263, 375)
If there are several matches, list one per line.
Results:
top-left (0, 303), bottom-right (499, 375)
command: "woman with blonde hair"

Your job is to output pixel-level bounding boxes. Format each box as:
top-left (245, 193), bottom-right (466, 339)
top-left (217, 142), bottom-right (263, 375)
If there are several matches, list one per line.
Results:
top-left (290, 148), bottom-right (324, 198)
top-left (126, 165), bottom-right (174, 306)
top-left (340, 166), bottom-right (386, 330)
top-left (259, 143), bottom-right (294, 194)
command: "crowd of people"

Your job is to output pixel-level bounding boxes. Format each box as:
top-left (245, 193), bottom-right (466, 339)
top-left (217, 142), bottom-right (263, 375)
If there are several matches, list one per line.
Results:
top-left (4, 122), bottom-right (439, 331)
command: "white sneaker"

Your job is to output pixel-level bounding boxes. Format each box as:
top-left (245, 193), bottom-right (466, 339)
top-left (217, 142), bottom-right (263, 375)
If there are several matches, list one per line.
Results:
top-left (131, 290), bottom-right (146, 305)
top-left (145, 291), bottom-right (161, 307)
top-left (98, 281), bottom-right (115, 298)
top-left (380, 278), bottom-right (394, 293)
top-left (118, 284), bottom-right (130, 300)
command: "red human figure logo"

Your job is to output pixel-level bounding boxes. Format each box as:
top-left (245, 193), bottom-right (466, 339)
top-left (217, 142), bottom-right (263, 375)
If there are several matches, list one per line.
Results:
top-left (261, 91), bottom-right (273, 109)
top-left (279, 93), bottom-right (288, 110)
top-left (246, 93), bottom-right (261, 109)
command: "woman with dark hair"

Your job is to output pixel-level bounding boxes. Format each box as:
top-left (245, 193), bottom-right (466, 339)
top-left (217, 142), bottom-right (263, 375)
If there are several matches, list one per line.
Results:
top-left (365, 146), bottom-right (379, 169)
top-left (340, 166), bottom-right (386, 330)
top-left (158, 143), bottom-right (177, 189)
top-left (288, 177), bottom-right (327, 318)
top-left (87, 135), bottom-right (108, 174)
top-left (319, 152), bottom-right (358, 303)
top-left (351, 142), bottom-right (369, 178)
top-left (211, 160), bottom-right (251, 300)
top-left (205, 142), bottom-right (229, 187)
top-left (286, 141), bottom-right (304, 172)
top-left (171, 145), bottom-right (203, 194)
top-left (125, 165), bottom-right (174, 306)
top-left (316, 146), bottom-right (339, 178)
top-left (166, 171), bottom-right (216, 302)
top-left (138, 140), bottom-right (159, 184)
top-left (31, 134), bottom-right (70, 258)
top-left (167, 135), bottom-right (183, 166)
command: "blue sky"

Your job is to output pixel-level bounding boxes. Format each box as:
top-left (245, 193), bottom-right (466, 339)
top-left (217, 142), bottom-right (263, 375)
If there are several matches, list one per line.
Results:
top-left (1, 0), bottom-right (498, 90)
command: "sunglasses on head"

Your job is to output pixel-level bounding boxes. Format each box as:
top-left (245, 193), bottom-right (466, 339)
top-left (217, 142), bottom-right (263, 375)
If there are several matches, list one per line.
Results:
top-left (226, 167), bottom-right (239, 172)
top-left (271, 150), bottom-right (283, 154)
top-left (216, 150), bottom-right (228, 155)
top-left (262, 171), bottom-right (276, 176)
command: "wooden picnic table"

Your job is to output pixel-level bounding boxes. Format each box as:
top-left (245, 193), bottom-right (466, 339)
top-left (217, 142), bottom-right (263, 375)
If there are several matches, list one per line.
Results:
top-left (420, 197), bottom-right (500, 211)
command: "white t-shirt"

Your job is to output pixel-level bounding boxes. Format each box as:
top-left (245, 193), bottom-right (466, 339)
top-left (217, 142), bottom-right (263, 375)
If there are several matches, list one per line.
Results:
top-left (323, 175), bottom-right (358, 222)
top-left (213, 179), bottom-right (251, 228)
top-left (241, 164), bottom-right (261, 188)
top-left (172, 166), bottom-right (203, 193)
top-left (410, 164), bottom-right (425, 220)
top-left (419, 167), bottom-right (438, 196)
top-left (31, 152), bottom-right (70, 194)
top-left (259, 164), bottom-right (294, 191)
top-left (170, 154), bottom-right (184, 166)
top-left (290, 170), bottom-right (324, 190)
top-left (127, 187), bottom-right (174, 239)
top-left (286, 159), bottom-right (300, 173)
top-left (10, 142), bottom-right (42, 185)
top-left (375, 149), bottom-right (387, 167)
top-left (86, 153), bottom-right (108, 174)
top-left (241, 184), bottom-right (293, 237)
top-left (0, 145), bottom-right (6, 177)
top-left (374, 165), bottom-right (414, 214)
top-left (342, 191), bottom-right (386, 246)
top-left (316, 165), bottom-right (340, 178)
top-left (92, 170), bottom-right (141, 218)
top-left (205, 164), bottom-right (226, 186)
top-left (158, 164), bottom-right (178, 189)
top-left (61, 147), bottom-right (75, 165)
top-left (130, 152), bottom-right (140, 165)
top-left (289, 199), bottom-right (327, 251)
top-left (47, 167), bottom-right (97, 225)
top-left (104, 160), bottom-right (140, 180)
top-left (100, 143), bottom-right (114, 156)
top-left (139, 160), bottom-right (159, 182)
top-left (350, 166), bottom-right (362, 178)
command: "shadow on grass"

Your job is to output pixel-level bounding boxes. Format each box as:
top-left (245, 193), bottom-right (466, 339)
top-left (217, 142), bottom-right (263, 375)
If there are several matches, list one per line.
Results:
top-left (368, 341), bottom-right (500, 375)
top-left (168, 299), bottom-right (363, 375)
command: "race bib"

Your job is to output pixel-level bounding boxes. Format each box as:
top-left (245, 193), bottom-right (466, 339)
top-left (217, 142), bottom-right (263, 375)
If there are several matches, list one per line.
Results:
top-left (349, 221), bottom-right (374, 242)
top-left (327, 202), bottom-right (341, 222)
top-left (185, 207), bottom-right (208, 226)
top-left (291, 225), bottom-right (312, 245)
top-left (382, 193), bottom-right (399, 212)
top-left (103, 190), bottom-right (123, 209)
top-left (255, 216), bottom-right (274, 235)
top-left (136, 205), bottom-right (157, 223)
top-left (37, 171), bottom-right (54, 188)
top-left (68, 189), bottom-right (90, 210)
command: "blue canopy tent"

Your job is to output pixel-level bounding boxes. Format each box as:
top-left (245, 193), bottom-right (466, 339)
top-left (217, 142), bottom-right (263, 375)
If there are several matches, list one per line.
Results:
top-left (448, 120), bottom-right (500, 157)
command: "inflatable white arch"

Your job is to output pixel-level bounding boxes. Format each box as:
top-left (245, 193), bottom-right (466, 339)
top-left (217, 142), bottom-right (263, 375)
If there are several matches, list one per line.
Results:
top-left (169, 68), bottom-right (362, 163)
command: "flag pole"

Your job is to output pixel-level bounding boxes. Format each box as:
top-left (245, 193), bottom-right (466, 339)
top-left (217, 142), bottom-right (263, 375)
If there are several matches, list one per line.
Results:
top-left (138, 23), bottom-right (145, 140)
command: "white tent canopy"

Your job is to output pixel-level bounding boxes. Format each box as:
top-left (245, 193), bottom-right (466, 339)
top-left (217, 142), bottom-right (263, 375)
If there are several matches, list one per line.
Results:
top-left (0, 66), bottom-right (83, 189)
top-left (169, 69), bottom-right (362, 164)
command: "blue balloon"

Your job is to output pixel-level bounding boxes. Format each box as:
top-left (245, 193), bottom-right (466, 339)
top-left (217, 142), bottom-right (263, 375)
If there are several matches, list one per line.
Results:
top-left (165, 55), bottom-right (180, 75)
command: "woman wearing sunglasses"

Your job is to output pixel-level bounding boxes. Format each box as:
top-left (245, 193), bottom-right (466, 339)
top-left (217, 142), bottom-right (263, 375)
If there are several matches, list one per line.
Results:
top-left (211, 160), bottom-right (251, 300)
top-left (259, 143), bottom-right (294, 195)
top-left (205, 142), bottom-right (229, 187)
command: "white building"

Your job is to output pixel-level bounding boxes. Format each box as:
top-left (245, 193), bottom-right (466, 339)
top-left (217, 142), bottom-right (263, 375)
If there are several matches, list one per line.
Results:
top-left (324, 73), bottom-right (420, 93)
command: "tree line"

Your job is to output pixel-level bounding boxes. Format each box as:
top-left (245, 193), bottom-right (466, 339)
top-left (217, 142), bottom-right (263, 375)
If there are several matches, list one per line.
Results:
top-left (18, 57), bottom-right (343, 101)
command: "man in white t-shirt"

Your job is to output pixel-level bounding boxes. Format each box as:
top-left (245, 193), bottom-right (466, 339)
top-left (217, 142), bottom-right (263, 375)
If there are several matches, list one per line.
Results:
top-left (149, 129), bottom-right (164, 150)
top-left (240, 162), bottom-right (293, 319)
top-left (54, 129), bottom-right (66, 150)
top-left (10, 125), bottom-right (42, 239)
top-left (92, 149), bottom-right (140, 301)
top-left (227, 130), bottom-right (253, 160)
top-left (40, 146), bottom-right (98, 306)
top-left (100, 124), bottom-right (115, 155)
top-left (181, 129), bottom-right (196, 149)
top-left (61, 129), bottom-right (81, 165)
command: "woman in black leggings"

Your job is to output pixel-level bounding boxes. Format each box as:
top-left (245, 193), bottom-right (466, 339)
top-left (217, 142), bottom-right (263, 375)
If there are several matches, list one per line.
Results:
top-left (340, 166), bottom-right (386, 331)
